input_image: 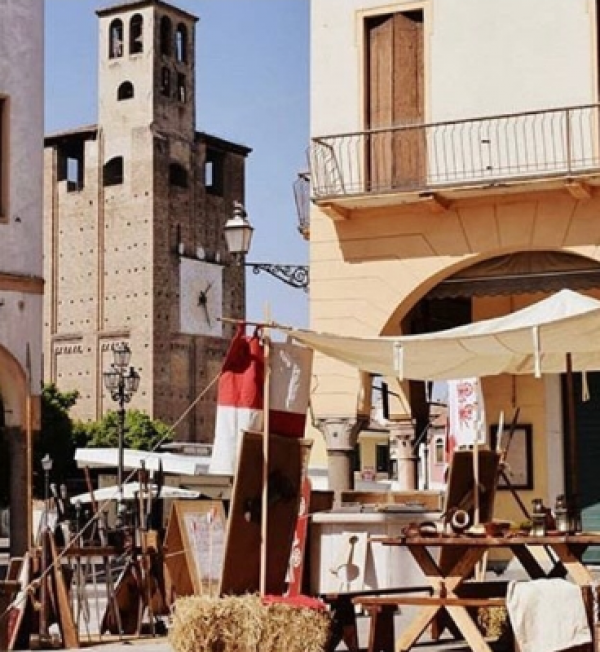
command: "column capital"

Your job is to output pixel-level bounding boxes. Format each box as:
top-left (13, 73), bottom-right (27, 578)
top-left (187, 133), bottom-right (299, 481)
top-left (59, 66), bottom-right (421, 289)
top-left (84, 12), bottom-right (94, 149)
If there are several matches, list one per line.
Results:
top-left (314, 415), bottom-right (369, 452)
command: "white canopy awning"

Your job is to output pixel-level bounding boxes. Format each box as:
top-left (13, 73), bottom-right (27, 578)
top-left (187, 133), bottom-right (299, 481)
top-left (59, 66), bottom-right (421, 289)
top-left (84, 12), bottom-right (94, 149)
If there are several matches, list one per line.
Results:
top-left (284, 289), bottom-right (600, 381)
top-left (71, 482), bottom-right (200, 504)
top-left (74, 448), bottom-right (210, 476)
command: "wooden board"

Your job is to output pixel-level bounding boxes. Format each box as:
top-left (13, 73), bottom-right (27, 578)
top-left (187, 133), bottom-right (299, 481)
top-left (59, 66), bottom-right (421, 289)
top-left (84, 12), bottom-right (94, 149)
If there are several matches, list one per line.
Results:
top-left (164, 500), bottom-right (226, 597)
top-left (7, 553), bottom-right (31, 651)
top-left (48, 530), bottom-right (79, 648)
top-left (219, 430), bottom-right (312, 596)
top-left (443, 449), bottom-right (501, 525)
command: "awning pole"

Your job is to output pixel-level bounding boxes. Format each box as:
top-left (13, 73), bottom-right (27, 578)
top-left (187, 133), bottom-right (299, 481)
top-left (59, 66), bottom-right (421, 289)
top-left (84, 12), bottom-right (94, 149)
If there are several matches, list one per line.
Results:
top-left (260, 308), bottom-right (272, 596)
top-left (566, 353), bottom-right (579, 505)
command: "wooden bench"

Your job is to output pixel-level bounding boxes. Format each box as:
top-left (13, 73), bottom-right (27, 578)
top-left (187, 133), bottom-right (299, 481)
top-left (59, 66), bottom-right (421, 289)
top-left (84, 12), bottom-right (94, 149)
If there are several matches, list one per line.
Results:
top-left (354, 584), bottom-right (596, 652)
top-left (321, 585), bottom-right (432, 652)
top-left (353, 593), bottom-right (507, 652)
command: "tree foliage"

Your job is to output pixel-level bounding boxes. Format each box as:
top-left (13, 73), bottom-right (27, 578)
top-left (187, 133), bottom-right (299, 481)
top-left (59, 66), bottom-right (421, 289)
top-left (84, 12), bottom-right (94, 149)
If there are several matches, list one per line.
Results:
top-left (73, 409), bottom-right (173, 452)
top-left (30, 385), bottom-right (173, 498)
top-left (33, 383), bottom-right (82, 497)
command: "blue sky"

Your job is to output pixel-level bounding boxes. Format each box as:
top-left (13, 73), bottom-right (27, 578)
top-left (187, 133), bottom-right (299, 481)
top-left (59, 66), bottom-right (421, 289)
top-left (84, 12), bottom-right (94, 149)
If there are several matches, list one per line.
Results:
top-left (44, 0), bottom-right (310, 329)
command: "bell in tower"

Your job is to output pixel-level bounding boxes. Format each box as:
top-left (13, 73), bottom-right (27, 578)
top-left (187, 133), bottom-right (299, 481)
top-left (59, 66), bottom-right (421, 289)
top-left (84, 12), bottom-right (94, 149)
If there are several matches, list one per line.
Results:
top-left (96, 0), bottom-right (198, 140)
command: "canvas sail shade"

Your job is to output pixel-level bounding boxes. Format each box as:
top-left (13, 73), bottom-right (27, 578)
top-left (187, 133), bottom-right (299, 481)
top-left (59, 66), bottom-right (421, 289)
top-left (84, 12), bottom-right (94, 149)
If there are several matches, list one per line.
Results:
top-left (284, 290), bottom-right (600, 381)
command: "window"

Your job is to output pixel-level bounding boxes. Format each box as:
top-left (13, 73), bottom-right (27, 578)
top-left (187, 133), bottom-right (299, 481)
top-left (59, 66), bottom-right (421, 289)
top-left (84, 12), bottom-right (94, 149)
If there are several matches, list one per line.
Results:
top-left (434, 436), bottom-right (445, 464)
top-left (0, 98), bottom-right (7, 218)
top-left (103, 156), bottom-right (124, 186)
top-left (130, 14), bottom-right (143, 54)
top-left (175, 23), bottom-right (187, 62)
top-left (205, 149), bottom-right (224, 195)
top-left (117, 81), bottom-right (134, 101)
top-left (160, 16), bottom-right (172, 56)
top-left (109, 19), bottom-right (124, 59)
top-left (177, 73), bottom-right (186, 102)
top-left (161, 67), bottom-right (171, 97)
top-left (169, 162), bottom-right (188, 188)
top-left (57, 138), bottom-right (85, 191)
top-left (376, 443), bottom-right (390, 474)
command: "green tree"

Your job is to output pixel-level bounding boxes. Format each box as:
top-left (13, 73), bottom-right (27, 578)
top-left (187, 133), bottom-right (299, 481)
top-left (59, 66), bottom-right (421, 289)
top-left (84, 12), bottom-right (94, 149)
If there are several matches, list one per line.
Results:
top-left (34, 383), bottom-right (81, 497)
top-left (75, 409), bottom-right (173, 452)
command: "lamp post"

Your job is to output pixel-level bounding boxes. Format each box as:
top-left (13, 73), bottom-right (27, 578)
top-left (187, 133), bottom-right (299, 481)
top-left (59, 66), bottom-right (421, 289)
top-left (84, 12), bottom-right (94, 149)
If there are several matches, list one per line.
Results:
top-left (224, 202), bottom-right (309, 290)
top-left (40, 454), bottom-right (53, 643)
top-left (41, 454), bottom-right (53, 527)
top-left (103, 343), bottom-right (141, 500)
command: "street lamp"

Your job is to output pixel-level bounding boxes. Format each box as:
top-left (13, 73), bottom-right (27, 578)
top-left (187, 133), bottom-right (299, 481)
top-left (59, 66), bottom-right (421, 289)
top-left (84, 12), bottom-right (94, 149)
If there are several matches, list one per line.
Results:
top-left (40, 454), bottom-right (53, 643)
top-left (41, 454), bottom-right (53, 529)
top-left (103, 343), bottom-right (141, 499)
top-left (224, 202), bottom-right (309, 291)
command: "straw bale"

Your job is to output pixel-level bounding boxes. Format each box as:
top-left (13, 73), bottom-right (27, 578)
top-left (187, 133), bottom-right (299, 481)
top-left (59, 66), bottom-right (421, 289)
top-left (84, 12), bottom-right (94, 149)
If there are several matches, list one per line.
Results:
top-left (169, 594), bottom-right (330, 652)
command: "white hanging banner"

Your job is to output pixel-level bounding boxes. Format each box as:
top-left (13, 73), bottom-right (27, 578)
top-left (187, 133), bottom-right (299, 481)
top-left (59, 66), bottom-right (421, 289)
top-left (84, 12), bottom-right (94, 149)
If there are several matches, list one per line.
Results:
top-left (447, 377), bottom-right (486, 449)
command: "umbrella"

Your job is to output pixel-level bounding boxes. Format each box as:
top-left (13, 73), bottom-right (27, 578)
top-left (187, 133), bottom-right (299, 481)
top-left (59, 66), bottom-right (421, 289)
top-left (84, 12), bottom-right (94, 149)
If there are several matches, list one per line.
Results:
top-left (71, 482), bottom-right (200, 504)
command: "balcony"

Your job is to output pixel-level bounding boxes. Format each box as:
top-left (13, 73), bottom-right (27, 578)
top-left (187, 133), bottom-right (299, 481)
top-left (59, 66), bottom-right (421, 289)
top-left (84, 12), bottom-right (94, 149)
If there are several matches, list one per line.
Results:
top-left (309, 103), bottom-right (600, 216)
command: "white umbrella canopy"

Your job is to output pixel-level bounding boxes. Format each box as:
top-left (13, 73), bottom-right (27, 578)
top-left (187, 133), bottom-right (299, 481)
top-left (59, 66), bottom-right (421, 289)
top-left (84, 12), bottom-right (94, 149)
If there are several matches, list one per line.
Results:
top-left (71, 482), bottom-right (200, 504)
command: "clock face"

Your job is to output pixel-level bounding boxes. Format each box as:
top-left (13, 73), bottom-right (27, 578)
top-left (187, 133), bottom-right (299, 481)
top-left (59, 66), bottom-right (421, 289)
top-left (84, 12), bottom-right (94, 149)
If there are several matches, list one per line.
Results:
top-left (180, 258), bottom-right (223, 337)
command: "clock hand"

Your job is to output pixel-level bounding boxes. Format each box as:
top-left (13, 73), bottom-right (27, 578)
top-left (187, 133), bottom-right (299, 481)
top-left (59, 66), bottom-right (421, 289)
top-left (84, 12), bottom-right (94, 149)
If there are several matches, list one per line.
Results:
top-left (202, 302), bottom-right (211, 326)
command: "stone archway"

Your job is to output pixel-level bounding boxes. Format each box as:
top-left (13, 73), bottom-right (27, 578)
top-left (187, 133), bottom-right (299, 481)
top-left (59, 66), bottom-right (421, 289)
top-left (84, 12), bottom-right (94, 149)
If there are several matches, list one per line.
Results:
top-left (0, 345), bottom-right (35, 555)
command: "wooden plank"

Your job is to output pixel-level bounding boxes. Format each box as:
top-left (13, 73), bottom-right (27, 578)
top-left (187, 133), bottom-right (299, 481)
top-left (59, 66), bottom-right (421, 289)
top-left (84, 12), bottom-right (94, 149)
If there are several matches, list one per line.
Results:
top-left (7, 553), bottom-right (31, 651)
top-left (357, 596), bottom-right (506, 608)
top-left (219, 431), bottom-right (311, 596)
top-left (48, 531), bottom-right (79, 649)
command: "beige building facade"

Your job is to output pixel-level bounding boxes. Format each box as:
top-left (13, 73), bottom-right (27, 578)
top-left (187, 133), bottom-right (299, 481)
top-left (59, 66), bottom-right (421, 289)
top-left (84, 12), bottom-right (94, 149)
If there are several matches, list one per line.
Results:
top-left (308, 0), bottom-right (600, 528)
top-left (43, 0), bottom-right (249, 441)
top-left (0, 0), bottom-right (45, 554)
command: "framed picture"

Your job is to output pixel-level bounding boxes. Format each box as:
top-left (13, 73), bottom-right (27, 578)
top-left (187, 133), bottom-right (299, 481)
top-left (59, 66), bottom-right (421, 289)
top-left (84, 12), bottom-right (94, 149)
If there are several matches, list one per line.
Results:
top-left (490, 423), bottom-right (533, 490)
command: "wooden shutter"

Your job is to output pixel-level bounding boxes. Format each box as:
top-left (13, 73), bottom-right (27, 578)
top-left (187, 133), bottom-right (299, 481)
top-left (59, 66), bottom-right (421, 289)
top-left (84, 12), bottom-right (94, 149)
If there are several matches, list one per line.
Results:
top-left (366, 11), bottom-right (425, 191)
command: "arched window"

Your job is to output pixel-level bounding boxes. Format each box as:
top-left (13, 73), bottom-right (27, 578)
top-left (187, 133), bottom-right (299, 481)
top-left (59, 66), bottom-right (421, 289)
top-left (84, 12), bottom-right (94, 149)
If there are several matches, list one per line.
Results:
top-left (175, 24), bottom-right (187, 62)
top-left (117, 81), bottom-right (134, 101)
top-left (130, 14), bottom-right (143, 54)
top-left (103, 157), bottom-right (124, 186)
top-left (161, 67), bottom-right (171, 97)
top-left (109, 19), bottom-right (124, 59)
top-left (177, 73), bottom-right (186, 103)
top-left (169, 163), bottom-right (188, 188)
top-left (160, 16), bottom-right (172, 56)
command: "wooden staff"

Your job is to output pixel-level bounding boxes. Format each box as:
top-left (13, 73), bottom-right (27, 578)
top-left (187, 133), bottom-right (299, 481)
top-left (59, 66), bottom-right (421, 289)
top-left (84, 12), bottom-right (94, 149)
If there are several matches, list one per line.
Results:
top-left (260, 309), bottom-right (272, 597)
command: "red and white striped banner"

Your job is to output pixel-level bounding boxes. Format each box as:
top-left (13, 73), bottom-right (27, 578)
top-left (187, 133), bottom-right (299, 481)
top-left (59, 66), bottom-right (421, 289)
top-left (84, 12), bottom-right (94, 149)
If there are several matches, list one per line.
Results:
top-left (209, 325), bottom-right (313, 475)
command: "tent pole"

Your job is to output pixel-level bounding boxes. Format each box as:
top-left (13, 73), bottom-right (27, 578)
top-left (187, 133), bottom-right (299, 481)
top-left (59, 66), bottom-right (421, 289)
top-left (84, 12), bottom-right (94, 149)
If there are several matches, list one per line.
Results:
top-left (566, 353), bottom-right (579, 511)
top-left (260, 313), bottom-right (272, 597)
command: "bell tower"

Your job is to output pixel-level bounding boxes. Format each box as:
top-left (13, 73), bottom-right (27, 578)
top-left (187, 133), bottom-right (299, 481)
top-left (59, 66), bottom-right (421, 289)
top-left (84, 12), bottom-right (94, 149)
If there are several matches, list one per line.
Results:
top-left (96, 0), bottom-right (197, 140)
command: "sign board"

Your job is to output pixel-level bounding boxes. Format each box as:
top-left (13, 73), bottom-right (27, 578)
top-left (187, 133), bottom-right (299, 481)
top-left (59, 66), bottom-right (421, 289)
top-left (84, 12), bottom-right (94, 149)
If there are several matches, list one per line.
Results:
top-left (164, 500), bottom-right (226, 597)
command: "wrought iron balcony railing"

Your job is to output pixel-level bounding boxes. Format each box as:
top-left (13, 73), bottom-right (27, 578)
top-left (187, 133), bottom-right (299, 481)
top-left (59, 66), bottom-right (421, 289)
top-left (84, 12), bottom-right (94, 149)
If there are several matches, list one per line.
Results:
top-left (309, 103), bottom-right (600, 200)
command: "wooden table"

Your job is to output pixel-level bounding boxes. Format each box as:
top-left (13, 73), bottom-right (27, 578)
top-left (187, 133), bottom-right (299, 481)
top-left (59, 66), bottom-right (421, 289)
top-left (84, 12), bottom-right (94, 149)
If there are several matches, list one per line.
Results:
top-left (376, 533), bottom-right (600, 652)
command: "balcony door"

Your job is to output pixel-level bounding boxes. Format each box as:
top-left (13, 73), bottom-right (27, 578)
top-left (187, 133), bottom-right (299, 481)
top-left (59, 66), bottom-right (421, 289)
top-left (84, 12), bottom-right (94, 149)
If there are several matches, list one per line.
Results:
top-left (366, 10), bottom-right (425, 192)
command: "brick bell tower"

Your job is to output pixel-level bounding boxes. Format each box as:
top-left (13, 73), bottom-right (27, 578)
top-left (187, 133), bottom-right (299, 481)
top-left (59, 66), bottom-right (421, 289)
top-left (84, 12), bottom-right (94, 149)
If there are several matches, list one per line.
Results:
top-left (44, 0), bottom-right (249, 442)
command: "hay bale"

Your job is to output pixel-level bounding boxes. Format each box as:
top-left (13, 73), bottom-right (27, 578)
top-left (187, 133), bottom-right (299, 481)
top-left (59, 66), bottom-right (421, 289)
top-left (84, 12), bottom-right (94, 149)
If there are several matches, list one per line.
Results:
top-left (477, 605), bottom-right (511, 640)
top-left (169, 594), bottom-right (331, 652)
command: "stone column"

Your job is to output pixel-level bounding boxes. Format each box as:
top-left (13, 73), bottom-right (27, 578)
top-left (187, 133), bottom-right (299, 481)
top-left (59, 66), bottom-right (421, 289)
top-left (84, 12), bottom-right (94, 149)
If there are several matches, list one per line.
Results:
top-left (315, 416), bottom-right (368, 501)
top-left (389, 425), bottom-right (417, 490)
